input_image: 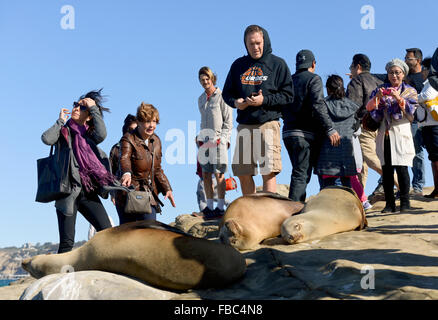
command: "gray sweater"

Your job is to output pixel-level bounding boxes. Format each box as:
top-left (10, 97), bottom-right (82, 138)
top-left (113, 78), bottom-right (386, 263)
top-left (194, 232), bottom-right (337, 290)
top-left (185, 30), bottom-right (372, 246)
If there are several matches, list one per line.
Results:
top-left (197, 88), bottom-right (233, 144)
top-left (315, 97), bottom-right (360, 177)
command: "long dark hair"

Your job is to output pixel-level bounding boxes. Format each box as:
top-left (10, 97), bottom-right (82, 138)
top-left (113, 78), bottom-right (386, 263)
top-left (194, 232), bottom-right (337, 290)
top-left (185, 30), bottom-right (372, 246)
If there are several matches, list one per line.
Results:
top-left (326, 75), bottom-right (345, 100)
top-left (78, 88), bottom-right (110, 131)
top-left (122, 114), bottom-right (137, 135)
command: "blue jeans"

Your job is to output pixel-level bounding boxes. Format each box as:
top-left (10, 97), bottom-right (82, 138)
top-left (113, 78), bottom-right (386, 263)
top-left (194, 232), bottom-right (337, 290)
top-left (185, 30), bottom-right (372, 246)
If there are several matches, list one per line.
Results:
top-left (322, 176), bottom-right (352, 189)
top-left (411, 122), bottom-right (425, 191)
top-left (116, 204), bottom-right (157, 225)
top-left (319, 176), bottom-right (345, 190)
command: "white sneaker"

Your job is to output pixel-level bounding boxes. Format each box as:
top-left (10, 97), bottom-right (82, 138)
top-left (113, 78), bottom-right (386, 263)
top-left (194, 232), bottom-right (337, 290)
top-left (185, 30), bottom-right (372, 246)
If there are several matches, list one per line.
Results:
top-left (362, 200), bottom-right (373, 211)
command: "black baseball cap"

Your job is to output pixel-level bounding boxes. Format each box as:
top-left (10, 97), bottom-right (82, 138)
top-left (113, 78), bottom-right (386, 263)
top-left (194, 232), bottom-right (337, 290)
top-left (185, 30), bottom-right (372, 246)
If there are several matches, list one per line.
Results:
top-left (296, 49), bottom-right (315, 70)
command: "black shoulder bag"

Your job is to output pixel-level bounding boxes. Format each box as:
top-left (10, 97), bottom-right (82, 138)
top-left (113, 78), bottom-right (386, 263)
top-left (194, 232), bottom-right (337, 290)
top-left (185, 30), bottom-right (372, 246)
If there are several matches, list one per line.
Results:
top-left (35, 140), bottom-right (72, 203)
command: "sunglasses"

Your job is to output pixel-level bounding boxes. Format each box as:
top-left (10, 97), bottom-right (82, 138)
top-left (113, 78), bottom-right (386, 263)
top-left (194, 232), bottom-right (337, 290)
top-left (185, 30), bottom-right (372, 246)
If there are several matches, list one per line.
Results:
top-left (73, 102), bottom-right (88, 111)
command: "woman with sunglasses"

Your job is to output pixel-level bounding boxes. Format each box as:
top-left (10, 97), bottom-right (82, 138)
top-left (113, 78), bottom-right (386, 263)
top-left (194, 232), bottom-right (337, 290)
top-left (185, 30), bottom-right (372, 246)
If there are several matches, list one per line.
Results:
top-left (41, 89), bottom-right (114, 253)
top-left (366, 59), bottom-right (419, 213)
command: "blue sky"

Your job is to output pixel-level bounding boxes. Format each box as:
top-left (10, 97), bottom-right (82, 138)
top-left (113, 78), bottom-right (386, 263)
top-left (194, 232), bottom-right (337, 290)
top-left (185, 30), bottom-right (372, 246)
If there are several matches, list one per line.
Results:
top-left (0, 0), bottom-right (436, 247)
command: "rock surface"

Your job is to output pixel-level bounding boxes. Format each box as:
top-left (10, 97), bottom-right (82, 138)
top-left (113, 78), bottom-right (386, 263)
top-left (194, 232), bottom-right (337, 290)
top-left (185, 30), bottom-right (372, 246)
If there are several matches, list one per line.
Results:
top-left (19, 271), bottom-right (178, 300)
top-left (1, 187), bottom-right (437, 300)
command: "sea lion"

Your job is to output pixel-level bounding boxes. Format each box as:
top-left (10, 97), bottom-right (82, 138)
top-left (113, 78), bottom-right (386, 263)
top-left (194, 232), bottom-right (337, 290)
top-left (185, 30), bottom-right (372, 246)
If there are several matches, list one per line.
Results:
top-left (22, 220), bottom-right (246, 291)
top-left (281, 186), bottom-right (367, 244)
top-left (219, 192), bottom-right (304, 250)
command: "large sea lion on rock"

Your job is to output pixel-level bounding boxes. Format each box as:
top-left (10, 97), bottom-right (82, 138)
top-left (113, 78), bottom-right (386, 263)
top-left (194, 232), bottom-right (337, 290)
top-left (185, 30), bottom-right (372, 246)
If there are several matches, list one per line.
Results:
top-left (281, 186), bottom-right (367, 244)
top-left (22, 220), bottom-right (246, 291)
top-left (219, 192), bottom-right (304, 250)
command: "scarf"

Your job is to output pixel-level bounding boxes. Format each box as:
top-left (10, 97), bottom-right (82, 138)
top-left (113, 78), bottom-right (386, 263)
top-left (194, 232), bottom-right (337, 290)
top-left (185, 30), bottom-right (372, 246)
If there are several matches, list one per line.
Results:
top-left (370, 83), bottom-right (417, 128)
top-left (67, 119), bottom-right (114, 193)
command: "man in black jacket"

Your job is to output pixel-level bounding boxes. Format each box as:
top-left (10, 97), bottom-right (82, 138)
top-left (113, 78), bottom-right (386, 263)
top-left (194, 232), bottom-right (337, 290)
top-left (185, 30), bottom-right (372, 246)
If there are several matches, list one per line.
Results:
top-left (405, 48), bottom-right (426, 195)
top-left (222, 25), bottom-right (294, 195)
top-left (282, 50), bottom-right (340, 202)
top-left (346, 54), bottom-right (385, 194)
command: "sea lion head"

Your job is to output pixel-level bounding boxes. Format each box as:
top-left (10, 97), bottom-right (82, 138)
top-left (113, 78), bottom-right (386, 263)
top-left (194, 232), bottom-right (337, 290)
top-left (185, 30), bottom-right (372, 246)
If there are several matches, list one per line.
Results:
top-left (219, 219), bottom-right (249, 250)
top-left (22, 254), bottom-right (69, 279)
top-left (281, 219), bottom-right (314, 244)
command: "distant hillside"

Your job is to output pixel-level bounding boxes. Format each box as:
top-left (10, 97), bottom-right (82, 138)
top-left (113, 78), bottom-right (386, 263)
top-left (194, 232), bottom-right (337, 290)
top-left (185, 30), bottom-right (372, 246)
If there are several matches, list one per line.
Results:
top-left (0, 241), bottom-right (86, 278)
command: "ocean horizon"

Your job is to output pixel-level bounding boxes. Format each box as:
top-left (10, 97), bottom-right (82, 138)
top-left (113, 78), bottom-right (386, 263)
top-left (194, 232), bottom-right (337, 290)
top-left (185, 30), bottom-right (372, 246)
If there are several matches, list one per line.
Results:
top-left (0, 279), bottom-right (16, 288)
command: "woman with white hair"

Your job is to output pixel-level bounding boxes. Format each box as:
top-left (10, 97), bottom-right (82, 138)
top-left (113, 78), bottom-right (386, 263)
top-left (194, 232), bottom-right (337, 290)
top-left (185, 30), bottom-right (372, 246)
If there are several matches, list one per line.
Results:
top-left (366, 59), bottom-right (419, 212)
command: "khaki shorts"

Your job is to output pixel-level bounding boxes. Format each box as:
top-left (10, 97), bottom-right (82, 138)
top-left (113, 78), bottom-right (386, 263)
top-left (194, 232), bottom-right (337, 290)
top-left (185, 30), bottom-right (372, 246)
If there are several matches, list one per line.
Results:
top-left (198, 142), bottom-right (228, 174)
top-left (232, 120), bottom-right (282, 176)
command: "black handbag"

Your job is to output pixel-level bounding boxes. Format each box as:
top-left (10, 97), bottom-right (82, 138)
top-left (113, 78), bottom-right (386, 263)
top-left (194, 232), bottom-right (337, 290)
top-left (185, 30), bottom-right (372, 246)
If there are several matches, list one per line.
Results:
top-left (35, 141), bottom-right (72, 203)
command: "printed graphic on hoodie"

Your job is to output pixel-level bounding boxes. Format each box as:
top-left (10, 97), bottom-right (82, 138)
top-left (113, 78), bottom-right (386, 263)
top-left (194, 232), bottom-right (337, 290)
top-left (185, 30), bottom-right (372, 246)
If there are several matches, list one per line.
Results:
top-left (241, 66), bottom-right (268, 85)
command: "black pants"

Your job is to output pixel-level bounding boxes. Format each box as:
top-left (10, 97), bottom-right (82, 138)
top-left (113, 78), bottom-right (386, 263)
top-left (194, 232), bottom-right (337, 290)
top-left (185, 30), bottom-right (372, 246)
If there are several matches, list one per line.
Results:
top-left (284, 136), bottom-right (320, 202)
top-left (56, 190), bottom-right (112, 253)
top-left (382, 135), bottom-right (411, 206)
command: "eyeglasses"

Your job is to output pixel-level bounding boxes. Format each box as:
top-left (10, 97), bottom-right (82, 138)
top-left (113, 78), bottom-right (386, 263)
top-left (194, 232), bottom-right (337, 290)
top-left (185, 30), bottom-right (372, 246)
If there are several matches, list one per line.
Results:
top-left (405, 57), bottom-right (417, 61)
top-left (388, 71), bottom-right (403, 76)
top-left (73, 102), bottom-right (88, 111)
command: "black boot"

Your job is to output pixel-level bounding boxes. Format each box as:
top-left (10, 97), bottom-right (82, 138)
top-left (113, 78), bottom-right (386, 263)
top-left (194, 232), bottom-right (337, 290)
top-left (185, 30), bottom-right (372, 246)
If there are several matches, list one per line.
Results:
top-left (424, 161), bottom-right (438, 198)
top-left (400, 198), bottom-right (411, 212)
top-left (381, 203), bottom-right (396, 213)
top-left (397, 166), bottom-right (411, 213)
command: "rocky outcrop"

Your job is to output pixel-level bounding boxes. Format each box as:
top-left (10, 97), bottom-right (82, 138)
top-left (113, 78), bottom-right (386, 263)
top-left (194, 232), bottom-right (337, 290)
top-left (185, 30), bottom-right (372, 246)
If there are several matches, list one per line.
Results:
top-left (0, 241), bottom-right (85, 279)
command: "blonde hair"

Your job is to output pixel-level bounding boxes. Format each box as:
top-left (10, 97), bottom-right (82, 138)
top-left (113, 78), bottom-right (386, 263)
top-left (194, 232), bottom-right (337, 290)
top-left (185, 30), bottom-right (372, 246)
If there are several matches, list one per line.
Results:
top-left (198, 66), bottom-right (217, 85)
top-left (136, 102), bottom-right (160, 124)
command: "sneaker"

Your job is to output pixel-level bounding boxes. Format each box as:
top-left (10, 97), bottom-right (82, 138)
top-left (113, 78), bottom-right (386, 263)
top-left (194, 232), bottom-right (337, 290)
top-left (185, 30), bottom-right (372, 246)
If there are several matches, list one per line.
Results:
top-left (410, 189), bottom-right (423, 196)
top-left (192, 207), bottom-right (213, 218)
top-left (362, 200), bottom-right (373, 211)
top-left (204, 207), bottom-right (225, 220)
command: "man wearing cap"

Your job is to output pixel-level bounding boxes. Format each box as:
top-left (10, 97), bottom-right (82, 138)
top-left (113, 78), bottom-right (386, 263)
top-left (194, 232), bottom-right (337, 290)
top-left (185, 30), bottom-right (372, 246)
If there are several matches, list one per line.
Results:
top-left (282, 49), bottom-right (340, 202)
top-left (222, 25), bottom-right (294, 195)
top-left (405, 48), bottom-right (426, 195)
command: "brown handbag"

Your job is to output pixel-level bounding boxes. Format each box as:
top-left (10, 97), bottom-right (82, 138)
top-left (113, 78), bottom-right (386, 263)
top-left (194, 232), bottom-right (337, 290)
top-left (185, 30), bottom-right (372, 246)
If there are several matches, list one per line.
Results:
top-left (362, 111), bottom-right (380, 132)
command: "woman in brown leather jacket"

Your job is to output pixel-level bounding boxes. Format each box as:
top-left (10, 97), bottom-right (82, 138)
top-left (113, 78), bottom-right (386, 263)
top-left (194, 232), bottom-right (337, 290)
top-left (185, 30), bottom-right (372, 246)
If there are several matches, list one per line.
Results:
top-left (117, 102), bottom-right (175, 224)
